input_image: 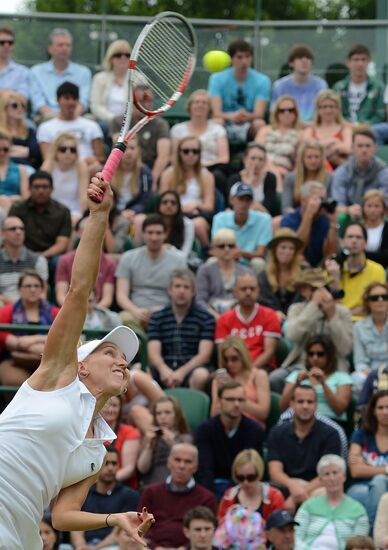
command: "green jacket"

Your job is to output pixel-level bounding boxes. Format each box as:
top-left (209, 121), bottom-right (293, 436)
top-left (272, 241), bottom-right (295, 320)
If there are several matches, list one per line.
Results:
top-left (333, 75), bottom-right (385, 124)
top-left (295, 495), bottom-right (369, 550)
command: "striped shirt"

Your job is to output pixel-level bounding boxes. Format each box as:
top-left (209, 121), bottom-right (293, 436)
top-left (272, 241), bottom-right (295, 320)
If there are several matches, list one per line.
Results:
top-left (0, 246), bottom-right (48, 299)
top-left (148, 302), bottom-right (215, 369)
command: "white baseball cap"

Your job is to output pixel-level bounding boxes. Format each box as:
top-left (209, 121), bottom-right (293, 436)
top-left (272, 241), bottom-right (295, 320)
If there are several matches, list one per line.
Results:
top-left (77, 326), bottom-right (139, 365)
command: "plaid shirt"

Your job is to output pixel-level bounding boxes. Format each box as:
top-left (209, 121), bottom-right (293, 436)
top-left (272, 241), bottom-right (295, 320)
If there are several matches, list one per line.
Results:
top-left (333, 75), bottom-right (385, 125)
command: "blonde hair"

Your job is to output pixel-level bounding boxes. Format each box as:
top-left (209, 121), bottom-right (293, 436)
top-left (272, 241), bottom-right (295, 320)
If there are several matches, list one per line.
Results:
top-left (111, 135), bottom-right (142, 196)
top-left (46, 132), bottom-right (79, 164)
top-left (362, 188), bottom-right (386, 208)
top-left (294, 140), bottom-right (327, 203)
top-left (186, 89), bottom-right (212, 117)
top-left (313, 89), bottom-right (343, 125)
top-left (0, 91), bottom-right (28, 138)
top-left (270, 95), bottom-right (300, 130)
top-left (0, 126), bottom-right (12, 143)
top-left (172, 136), bottom-right (204, 197)
top-left (211, 228), bottom-right (237, 246)
top-left (266, 239), bottom-right (301, 292)
top-left (103, 39), bottom-right (131, 71)
top-left (232, 449), bottom-right (265, 483)
top-left (219, 335), bottom-right (253, 374)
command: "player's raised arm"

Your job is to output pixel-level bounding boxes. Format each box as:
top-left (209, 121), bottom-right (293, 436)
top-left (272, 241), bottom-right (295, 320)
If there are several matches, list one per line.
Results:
top-left (29, 174), bottom-right (113, 390)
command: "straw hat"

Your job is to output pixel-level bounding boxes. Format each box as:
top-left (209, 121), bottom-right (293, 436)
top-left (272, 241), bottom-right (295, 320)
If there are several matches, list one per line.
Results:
top-left (267, 228), bottom-right (304, 252)
top-left (294, 268), bottom-right (333, 289)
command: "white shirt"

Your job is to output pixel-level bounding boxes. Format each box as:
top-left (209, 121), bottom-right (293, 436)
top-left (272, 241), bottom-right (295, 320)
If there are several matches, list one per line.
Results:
top-left (52, 165), bottom-right (82, 216)
top-left (170, 120), bottom-right (226, 165)
top-left (0, 377), bottom-right (115, 549)
top-left (311, 521), bottom-right (338, 550)
top-left (37, 116), bottom-right (103, 159)
top-left (348, 81), bottom-right (367, 122)
top-left (366, 223), bottom-right (384, 252)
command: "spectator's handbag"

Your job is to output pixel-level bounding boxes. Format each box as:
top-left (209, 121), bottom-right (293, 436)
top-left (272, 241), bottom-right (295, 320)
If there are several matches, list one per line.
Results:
top-left (213, 504), bottom-right (266, 550)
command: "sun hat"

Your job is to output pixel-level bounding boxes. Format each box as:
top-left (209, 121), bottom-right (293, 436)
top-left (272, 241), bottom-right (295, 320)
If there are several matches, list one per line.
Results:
top-left (294, 267), bottom-right (333, 289)
top-left (267, 228), bottom-right (304, 251)
top-left (77, 326), bottom-right (139, 364)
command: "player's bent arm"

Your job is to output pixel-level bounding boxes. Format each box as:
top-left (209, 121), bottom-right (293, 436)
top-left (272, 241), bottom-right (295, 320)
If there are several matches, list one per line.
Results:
top-left (29, 178), bottom-right (112, 389)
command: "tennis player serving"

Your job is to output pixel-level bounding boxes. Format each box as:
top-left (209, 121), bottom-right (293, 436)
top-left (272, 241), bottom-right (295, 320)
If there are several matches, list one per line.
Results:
top-left (0, 173), bottom-right (154, 549)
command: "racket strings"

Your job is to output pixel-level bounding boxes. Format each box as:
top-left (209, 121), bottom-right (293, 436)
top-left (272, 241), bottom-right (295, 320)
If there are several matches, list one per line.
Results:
top-left (136, 17), bottom-right (195, 108)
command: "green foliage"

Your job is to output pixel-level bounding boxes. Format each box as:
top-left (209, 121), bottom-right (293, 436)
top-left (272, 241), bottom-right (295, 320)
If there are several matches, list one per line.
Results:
top-left (29, 0), bottom-right (376, 19)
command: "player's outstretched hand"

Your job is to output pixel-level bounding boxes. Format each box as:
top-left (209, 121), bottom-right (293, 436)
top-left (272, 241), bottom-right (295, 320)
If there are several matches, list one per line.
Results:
top-left (87, 172), bottom-right (113, 213)
top-left (110, 507), bottom-right (155, 546)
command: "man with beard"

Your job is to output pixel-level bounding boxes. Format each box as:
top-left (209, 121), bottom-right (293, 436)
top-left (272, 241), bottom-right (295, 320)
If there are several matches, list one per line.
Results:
top-left (267, 384), bottom-right (341, 512)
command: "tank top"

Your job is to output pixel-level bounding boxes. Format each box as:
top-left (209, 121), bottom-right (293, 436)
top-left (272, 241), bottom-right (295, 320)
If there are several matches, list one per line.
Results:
top-left (0, 161), bottom-right (20, 196)
top-left (0, 377), bottom-right (115, 549)
top-left (265, 129), bottom-right (299, 170)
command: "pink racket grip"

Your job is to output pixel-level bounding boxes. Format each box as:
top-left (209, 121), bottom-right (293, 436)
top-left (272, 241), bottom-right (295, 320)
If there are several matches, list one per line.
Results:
top-left (91, 146), bottom-right (126, 203)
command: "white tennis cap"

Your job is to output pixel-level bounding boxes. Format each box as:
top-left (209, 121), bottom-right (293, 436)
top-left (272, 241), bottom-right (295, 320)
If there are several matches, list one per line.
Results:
top-left (77, 326), bottom-right (139, 365)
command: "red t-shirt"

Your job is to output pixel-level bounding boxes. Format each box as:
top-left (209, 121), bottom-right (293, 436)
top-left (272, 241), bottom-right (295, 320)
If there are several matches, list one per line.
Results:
top-left (215, 304), bottom-right (281, 369)
top-left (55, 250), bottom-right (116, 302)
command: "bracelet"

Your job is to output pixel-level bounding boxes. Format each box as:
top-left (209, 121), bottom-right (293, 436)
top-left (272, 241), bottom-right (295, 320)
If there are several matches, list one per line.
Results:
top-left (105, 513), bottom-right (112, 527)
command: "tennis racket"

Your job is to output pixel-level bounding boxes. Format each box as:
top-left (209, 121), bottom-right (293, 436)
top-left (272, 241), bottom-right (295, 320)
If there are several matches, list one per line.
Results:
top-left (100, 11), bottom-right (197, 186)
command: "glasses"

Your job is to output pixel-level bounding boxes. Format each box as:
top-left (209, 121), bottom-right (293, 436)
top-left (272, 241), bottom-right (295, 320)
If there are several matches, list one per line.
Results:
top-left (0, 147), bottom-right (9, 153)
top-left (21, 284), bottom-right (42, 289)
top-left (307, 350), bottom-right (326, 358)
top-left (58, 146), bottom-right (77, 153)
top-left (235, 473), bottom-right (259, 483)
top-left (222, 397), bottom-right (245, 403)
top-left (368, 294), bottom-right (388, 302)
top-left (278, 107), bottom-right (296, 113)
top-left (160, 199), bottom-right (178, 206)
top-left (216, 243), bottom-right (235, 249)
top-left (0, 40), bottom-right (14, 46)
top-left (236, 87), bottom-right (245, 106)
top-left (3, 225), bottom-right (24, 232)
top-left (8, 101), bottom-right (26, 110)
top-left (180, 148), bottom-right (200, 155)
top-left (112, 52), bottom-right (131, 58)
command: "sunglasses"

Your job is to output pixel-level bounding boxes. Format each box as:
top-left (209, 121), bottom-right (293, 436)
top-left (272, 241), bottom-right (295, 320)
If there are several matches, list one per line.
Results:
top-left (58, 146), bottom-right (77, 153)
top-left (0, 40), bottom-right (14, 46)
top-left (235, 473), bottom-right (259, 483)
top-left (307, 350), bottom-right (326, 358)
top-left (112, 52), bottom-right (131, 58)
top-left (3, 225), bottom-right (24, 232)
top-left (216, 243), bottom-right (235, 249)
top-left (278, 107), bottom-right (296, 113)
top-left (0, 147), bottom-right (9, 153)
top-left (9, 101), bottom-right (26, 110)
top-left (160, 199), bottom-right (178, 205)
top-left (180, 148), bottom-right (200, 155)
top-left (368, 294), bottom-right (388, 302)
top-left (236, 87), bottom-right (245, 106)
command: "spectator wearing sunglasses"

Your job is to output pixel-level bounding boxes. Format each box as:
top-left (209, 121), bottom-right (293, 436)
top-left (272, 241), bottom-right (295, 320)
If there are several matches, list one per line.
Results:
top-left (0, 91), bottom-right (40, 171)
top-left (280, 335), bottom-right (352, 428)
top-left (90, 39), bottom-right (131, 133)
top-left (0, 27), bottom-right (30, 100)
top-left (208, 39), bottom-right (271, 143)
top-left (0, 127), bottom-right (28, 217)
top-left (271, 44), bottom-right (327, 123)
top-left (353, 282), bottom-right (388, 394)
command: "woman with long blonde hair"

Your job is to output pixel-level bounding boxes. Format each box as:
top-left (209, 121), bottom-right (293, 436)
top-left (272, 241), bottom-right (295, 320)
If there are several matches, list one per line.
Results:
top-left (0, 127), bottom-right (28, 214)
top-left (41, 132), bottom-right (88, 222)
top-left (362, 189), bottom-right (388, 267)
top-left (303, 89), bottom-right (352, 168)
top-left (159, 135), bottom-right (215, 246)
top-left (211, 335), bottom-right (270, 424)
top-left (0, 90), bottom-right (40, 169)
top-left (258, 228), bottom-right (303, 323)
top-left (282, 140), bottom-right (332, 212)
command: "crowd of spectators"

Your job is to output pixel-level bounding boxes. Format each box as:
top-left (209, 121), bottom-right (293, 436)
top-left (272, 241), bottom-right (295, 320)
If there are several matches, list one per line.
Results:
top-left (2, 22), bottom-right (388, 550)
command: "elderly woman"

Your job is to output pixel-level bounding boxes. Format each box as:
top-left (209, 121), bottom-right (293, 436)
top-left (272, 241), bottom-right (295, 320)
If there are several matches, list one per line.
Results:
top-left (195, 228), bottom-right (252, 319)
top-left (295, 454), bottom-right (369, 550)
top-left (90, 39), bottom-right (131, 128)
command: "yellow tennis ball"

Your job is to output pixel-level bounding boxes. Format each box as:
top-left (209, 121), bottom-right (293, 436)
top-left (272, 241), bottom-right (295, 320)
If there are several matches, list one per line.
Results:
top-left (203, 50), bottom-right (231, 73)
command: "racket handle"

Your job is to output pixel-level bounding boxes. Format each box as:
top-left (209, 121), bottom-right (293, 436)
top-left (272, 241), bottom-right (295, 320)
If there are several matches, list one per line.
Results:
top-left (101, 145), bottom-right (126, 184)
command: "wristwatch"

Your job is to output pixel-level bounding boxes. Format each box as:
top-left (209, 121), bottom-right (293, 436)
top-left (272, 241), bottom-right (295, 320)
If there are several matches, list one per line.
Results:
top-left (330, 223), bottom-right (340, 231)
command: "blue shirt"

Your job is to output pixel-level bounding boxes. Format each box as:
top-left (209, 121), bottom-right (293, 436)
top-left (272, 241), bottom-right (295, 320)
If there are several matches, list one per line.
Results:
top-left (353, 315), bottom-right (388, 373)
top-left (147, 302), bottom-right (215, 369)
top-left (208, 67), bottom-right (271, 114)
top-left (271, 74), bottom-right (327, 122)
top-left (280, 208), bottom-right (329, 267)
top-left (0, 60), bottom-right (30, 98)
top-left (351, 429), bottom-right (388, 467)
top-left (212, 209), bottom-right (272, 265)
top-left (29, 60), bottom-right (92, 113)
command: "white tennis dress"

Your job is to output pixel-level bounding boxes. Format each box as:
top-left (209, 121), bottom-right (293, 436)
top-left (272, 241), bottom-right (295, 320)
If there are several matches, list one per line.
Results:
top-left (0, 377), bottom-right (116, 550)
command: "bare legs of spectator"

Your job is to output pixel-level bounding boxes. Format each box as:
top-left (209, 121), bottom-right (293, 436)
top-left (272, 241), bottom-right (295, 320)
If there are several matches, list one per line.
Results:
top-left (188, 366), bottom-right (210, 391)
top-left (193, 217), bottom-right (210, 247)
top-left (374, 491), bottom-right (388, 548)
top-left (0, 359), bottom-right (30, 387)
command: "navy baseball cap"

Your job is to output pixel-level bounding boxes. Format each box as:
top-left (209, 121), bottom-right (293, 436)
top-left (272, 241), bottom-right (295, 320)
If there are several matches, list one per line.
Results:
top-left (229, 182), bottom-right (254, 199)
top-left (265, 510), bottom-right (299, 530)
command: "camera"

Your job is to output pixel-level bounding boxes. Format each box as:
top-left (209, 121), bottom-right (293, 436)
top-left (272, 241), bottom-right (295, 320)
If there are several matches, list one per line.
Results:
top-left (320, 197), bottom-right (338, 214)
top-left (326, 286), bottom-right (345, 300)
top-left (155, 428), bottom-right (163, 436)
top-left (330, 248), bottom-right (350, 267)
